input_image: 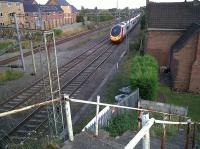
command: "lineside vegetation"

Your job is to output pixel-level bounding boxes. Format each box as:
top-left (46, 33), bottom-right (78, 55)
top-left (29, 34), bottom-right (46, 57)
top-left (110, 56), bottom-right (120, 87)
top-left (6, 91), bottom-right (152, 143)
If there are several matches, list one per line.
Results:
top-left (130, 55), bottom-right (159, 100)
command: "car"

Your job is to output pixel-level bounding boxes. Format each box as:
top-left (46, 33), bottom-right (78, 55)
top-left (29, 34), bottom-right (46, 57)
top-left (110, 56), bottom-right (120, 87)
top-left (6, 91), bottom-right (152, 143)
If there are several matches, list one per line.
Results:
top-left (119, 86), bottom-right (131, 94)
top-left (115, 94), bottom-right (128, 103)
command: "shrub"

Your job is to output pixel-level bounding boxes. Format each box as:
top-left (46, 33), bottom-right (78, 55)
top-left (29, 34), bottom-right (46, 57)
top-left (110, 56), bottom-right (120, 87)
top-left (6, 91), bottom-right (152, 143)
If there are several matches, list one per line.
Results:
top-left (140, 14), bottom-right (146, 30)
top-left (0, 70), bottom-right (23, 85)
top-left (53, 29), bottom-right (63, 36)
top-left (130, 55), bottom-right (158, 100)
top-left (106, 112), bottom-right (137, 137)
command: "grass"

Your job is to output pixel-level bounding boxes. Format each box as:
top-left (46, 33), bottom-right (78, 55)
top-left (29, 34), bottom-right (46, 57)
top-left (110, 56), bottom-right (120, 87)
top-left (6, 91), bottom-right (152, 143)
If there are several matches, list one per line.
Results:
top-left (0, 70), bottom-right (23, 85)
top-left (7, 135), bottom-right (63, 149)
top-left (102, 49), bottom-right (137, 104)
top-left (158, 83), bottom-right (200, 121)
top-left (106, 111), bottom-right (137, 137)
top-left (0, 40), bottom-right (15, 51)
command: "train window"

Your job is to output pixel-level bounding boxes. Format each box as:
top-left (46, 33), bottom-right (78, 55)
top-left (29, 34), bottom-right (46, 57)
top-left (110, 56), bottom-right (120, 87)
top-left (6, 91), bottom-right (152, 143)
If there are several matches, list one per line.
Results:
top-left (111, 25), bottom-right (121, 36)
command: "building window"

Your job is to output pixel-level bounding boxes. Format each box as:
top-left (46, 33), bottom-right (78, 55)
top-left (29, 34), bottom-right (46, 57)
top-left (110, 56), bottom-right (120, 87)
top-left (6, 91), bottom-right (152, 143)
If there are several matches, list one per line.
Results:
top-left (7, 2), bottom-right (12, 7)
top-left (0, 12), bottom-right (3, 17)
top-left (0, 23), bottom-right (4, 26)
top-left (9, 13), bottom-right (14, 17)
top-left (47, 12), bottom-right (51, 15)
top-left (16, 2), bottom-right (20, 6)
top-left (25, 13), bottom-right (29, 16)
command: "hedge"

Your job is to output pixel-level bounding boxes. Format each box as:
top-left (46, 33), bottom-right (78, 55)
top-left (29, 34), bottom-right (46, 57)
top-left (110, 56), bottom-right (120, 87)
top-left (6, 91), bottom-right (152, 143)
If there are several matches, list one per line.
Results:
top-left (130, 55), bottom-right (158, 100)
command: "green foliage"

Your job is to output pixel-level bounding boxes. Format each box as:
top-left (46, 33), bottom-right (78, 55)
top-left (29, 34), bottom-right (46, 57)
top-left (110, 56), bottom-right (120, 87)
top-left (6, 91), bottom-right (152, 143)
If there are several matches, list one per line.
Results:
top-left (7, 135), bottom-right (62, 149)
top-left (106, 112), bottom-right (137, 137)
top-left (53, 29), bottom-right (63, 36)
top-left (140, 14), bottom-right (146, 30)
top-left (0, 40), bottom-right (15, 50)
top-left (0, 70), bottom-right (23, 85)
top-left (76, 15), bottom-right (84, 22)
top-left (86, 23), bottom-right (95, 30)
top-left (130, 55), bottom-right (158, 100)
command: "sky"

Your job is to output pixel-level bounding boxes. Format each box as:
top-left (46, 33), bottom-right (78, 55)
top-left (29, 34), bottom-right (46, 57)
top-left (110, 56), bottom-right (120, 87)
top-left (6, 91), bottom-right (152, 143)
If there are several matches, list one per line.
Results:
top-left (36, 0), bottom-right (193, 9)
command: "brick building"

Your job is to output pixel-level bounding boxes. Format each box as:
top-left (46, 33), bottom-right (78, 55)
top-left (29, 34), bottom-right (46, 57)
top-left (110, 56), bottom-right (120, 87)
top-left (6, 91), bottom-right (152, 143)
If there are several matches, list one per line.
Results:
top-left (0, 0), bottom-right (25, 27)
top-left (146, 1), bottom-right (200, 93)
top-left (46, 0), bottom-right (78, 24)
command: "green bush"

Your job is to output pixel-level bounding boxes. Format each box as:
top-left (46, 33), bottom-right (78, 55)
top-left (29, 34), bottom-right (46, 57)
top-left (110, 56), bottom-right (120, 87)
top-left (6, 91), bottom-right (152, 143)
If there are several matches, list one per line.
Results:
top-left (106, 112), bottom-right (137, 137)
top-left (140, 14), bottom-right (146, 30)
top-left (53, 29), bottom-right (63, 36)
top-left (130, 55), bottom-right (158, 100)
top-left (0, 70), bottom-right (23, 85)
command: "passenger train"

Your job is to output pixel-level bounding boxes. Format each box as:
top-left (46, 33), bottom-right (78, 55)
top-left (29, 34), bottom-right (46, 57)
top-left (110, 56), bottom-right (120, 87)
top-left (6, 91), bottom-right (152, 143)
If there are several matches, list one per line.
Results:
top-left (110, 14), bottom-right (140, 43)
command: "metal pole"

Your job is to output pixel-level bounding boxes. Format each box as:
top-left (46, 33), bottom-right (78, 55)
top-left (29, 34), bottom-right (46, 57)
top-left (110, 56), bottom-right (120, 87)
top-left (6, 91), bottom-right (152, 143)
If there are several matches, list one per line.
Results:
top-left (52, 31), bottom-right (65, 132)
top-left (44, 32), bottom-right (58, 135)
top-left (64, 94), bottom-right (74, 142)
top-left (29, 35), bottom-right (37, 75)
top-left (142, 112), bottom-right (150, 149)
top-left (95, 96), bottom-right (100, 136)
top-left (184, 120), bottom-right (191, 149)
top-left (14, 13), bottom-right (25, 71)
top-left (192, 123), bottom-right (196, 149)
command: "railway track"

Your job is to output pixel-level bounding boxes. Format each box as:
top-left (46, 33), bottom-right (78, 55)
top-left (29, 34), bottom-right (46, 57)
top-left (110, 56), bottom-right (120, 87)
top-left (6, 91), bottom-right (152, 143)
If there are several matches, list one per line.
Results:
top-left (0, 35), bottom-right (119, 147)
top-left (0, 23), bottom-right (111, 66)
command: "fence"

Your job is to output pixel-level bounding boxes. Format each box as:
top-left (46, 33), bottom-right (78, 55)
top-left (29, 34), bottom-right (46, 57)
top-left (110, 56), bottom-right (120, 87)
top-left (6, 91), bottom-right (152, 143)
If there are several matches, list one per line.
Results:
top-left (0, 93), bottom-right (199, 149)
top-left (82, 89), bottom-right (140, 132)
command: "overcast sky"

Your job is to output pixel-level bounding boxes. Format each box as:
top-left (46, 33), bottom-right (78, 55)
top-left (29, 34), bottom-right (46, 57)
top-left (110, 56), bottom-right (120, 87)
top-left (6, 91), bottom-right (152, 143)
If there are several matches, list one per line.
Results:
top-left (36, 0), bottom-right (192, 9)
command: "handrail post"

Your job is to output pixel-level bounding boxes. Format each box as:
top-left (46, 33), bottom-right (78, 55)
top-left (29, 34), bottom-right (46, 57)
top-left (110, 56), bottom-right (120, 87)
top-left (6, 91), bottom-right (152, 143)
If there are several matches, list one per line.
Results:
top-left (161, 114), bottom-right (167, 149)
top-left (184, 119), bottom-right (191, 149)
top-left (64, 94), bottom-right (74, 141)
top-left (142, 112), bottom-right (150, 149)
top-left (192, 123), bottom-right (196, 149)
top-left (95, 96), bottom-right (100, 136)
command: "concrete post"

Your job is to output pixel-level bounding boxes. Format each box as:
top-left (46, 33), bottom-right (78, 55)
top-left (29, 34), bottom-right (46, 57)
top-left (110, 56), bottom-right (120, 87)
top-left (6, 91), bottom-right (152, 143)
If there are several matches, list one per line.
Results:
top-left (14, 13), bottom-right (25, 71)
top-left (29, 38), bottom-right (37, 75)
top-left (142, 112), bottom-right (150, 149)
top-left (64, 94), bottom-right (74, 141)
top-left (95, 96), bottom-right (100, 136)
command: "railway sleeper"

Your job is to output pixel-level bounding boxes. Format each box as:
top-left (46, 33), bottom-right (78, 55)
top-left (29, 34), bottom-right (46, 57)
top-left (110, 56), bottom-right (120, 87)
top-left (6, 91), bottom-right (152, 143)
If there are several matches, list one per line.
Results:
top-left (10, 136), bottom-right (27, 144)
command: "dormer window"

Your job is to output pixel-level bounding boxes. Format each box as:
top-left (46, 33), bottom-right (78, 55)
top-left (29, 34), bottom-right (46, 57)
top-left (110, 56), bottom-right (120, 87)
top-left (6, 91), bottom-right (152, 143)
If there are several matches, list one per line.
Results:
top-left (7, 2), bottom-right (12, 7)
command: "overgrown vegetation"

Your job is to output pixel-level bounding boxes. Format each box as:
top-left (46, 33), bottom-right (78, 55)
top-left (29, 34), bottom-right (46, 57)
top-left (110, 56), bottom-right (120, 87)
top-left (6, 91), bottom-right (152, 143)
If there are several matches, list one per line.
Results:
top-left (53, 29), bottom-right (63, 36)
top-left (7, 135), bottom-right (63, 149)
top-left (0, 40), bottom-right (15, 51)
top-left (130, 55), bottom-right (159, 100)
top-left (106, 112), bottom-right (137, 137)
top-left (158, 84), bottom-right (200, 121)
top-left (140, 13), bottom-right (146, 30)
top-left (0, 70), bottom-right (23, 85)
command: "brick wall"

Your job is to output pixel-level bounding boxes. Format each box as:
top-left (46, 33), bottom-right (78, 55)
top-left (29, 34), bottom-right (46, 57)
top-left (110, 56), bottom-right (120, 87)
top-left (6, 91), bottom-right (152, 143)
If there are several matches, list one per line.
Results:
top-left (146, 31), bottom-right (182, 66)
top-left (172, 34), bottom-right (198, 91)
top-left (146, 30), bottom-right (200, 93)
top-left (189, 33), bottom-right (200, 93)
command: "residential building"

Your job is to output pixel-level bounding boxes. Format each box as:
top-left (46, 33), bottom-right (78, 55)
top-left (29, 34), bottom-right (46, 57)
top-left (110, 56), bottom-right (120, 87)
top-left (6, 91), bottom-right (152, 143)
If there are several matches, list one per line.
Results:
top-left (146, 1), bottom-right (200, 93)
top-left (0, 0), bottom-right (25, 27)
top-left (23, 2), bottom-right (64, 30)
top-left (46, 0), bottom-right (78, 24)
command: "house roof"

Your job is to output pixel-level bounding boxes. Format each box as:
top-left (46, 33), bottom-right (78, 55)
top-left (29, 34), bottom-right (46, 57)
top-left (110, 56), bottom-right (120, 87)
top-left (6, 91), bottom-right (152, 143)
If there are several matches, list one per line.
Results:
top-left (2, 0), bottom-right (22, 2)
top-left (24, 4), bottom-right (63, 12)
top-left (71, 5), bottom-right (79, 13)
top-left (147, 2), bottom-right (200, 29)
top-left (46, 0), bottom-right (70, 6)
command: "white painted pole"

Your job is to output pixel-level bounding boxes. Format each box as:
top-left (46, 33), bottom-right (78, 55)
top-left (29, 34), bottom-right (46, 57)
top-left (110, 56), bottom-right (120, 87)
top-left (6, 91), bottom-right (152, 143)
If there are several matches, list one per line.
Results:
top-left (95, 96), bottom-right (100, 136)
top-left (64, 94), bottom-right (74, 141)
top-left (14, 13), bottom-right (25, 71)
top-left (124, 118), bottom-right (155, 149)
top-left (30, 39), bottom-right (37, 75)
top-left (142, 112), bottom-right (150, 149)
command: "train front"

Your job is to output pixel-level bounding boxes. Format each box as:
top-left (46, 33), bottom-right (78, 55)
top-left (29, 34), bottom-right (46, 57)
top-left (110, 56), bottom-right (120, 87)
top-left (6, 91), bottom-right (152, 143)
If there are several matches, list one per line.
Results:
top-left (110, 25), bottom-right (122, 43)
